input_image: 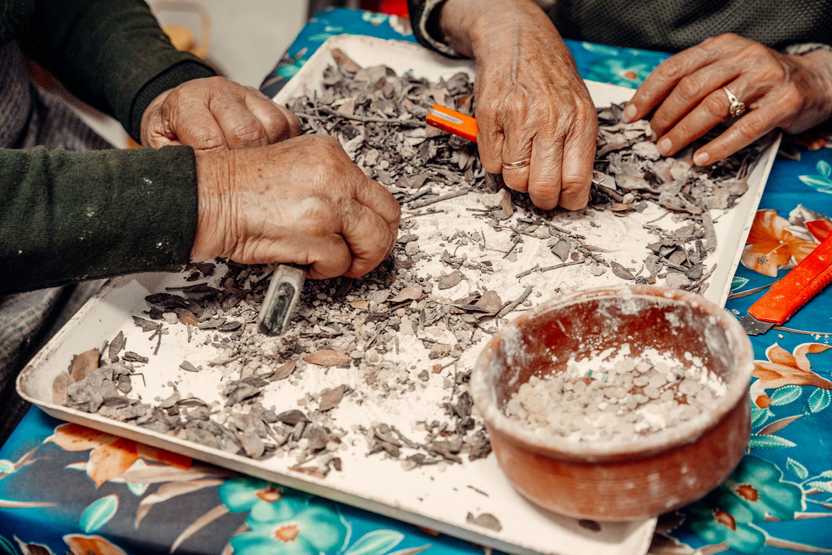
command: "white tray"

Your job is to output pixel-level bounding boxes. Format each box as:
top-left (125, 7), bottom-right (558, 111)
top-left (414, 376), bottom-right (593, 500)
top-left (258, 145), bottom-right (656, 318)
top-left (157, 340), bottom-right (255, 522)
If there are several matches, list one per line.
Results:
top-left (18, 35), bottom-right (779, 555)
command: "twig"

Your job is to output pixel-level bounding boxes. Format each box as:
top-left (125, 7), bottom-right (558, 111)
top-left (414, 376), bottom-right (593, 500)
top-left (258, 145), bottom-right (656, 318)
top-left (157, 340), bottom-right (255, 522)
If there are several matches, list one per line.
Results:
top-left (515, 264), bottom-right (540, 279)
top-left (402, 208), bottom-right (444, 221)
top-left (594, 183), bottom-right (625, 202)
top-left (497, 287), bottom-right (533, 319)
top-left (298, 107), bottom-right (421, 128)
top-left (503, 237), bottom-right (521, 259)
top-left (408, 190), bottom-right (469, 210)
top-left (727, 283), bottom-right (771, 300)
top-left (645, 211), bottom-right (670, 225)
top-left (539, 259), bottom-right (585, 273)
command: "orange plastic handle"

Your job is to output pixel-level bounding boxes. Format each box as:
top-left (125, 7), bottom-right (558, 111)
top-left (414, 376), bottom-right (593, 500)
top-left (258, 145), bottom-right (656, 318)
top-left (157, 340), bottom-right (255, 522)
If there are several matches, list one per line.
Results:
top-left (426, 104), bottom-right (478, 143)
top-left (749, 233), bottom-right (832, 324)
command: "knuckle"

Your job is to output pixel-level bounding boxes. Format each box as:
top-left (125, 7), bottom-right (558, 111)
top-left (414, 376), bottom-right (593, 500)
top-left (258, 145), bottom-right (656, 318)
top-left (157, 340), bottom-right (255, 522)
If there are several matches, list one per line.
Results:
top-left (677, 76), bottom-right (700, 101)
top-left (782, 85), bottom-right (804, 109)
top-left (658, 59), bottom-right (683, 81)
top-left (702, 92), bottom-right (728, 118)
top-left (231, 122), bottom-right (265, 144)
top-left (715, 32), bottom-right (741, 44)
top-left (193, 131), bottom-right (225, 150)
top-left (477, 103), bottom-right (500, 122)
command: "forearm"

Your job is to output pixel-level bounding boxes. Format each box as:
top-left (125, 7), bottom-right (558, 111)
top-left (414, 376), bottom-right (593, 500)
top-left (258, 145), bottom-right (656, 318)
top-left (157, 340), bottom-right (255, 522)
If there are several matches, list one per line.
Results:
top-left (0, 147), bottom-right (198, 294)
top-left (20, 0), bottom-right (215, 140)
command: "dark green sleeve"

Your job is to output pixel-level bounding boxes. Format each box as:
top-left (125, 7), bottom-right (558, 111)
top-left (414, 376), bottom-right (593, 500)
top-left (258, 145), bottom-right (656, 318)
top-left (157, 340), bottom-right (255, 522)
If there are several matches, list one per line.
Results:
top-left (0, 146), bottom-right (198, 294)
top-left (19, 0), bottom-right (216, 141)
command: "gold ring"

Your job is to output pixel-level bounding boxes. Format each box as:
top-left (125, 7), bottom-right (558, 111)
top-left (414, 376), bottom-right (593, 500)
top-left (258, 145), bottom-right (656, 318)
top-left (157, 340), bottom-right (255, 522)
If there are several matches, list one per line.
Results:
top-left (502, 158), bottom-right (531, 170)
top-left (723, 87), bottom-right (747, 118)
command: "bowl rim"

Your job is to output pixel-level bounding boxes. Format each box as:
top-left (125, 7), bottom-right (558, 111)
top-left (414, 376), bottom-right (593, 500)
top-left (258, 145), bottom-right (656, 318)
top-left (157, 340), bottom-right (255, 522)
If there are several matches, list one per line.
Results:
top-left (470, 285), bottom-right (754, 460)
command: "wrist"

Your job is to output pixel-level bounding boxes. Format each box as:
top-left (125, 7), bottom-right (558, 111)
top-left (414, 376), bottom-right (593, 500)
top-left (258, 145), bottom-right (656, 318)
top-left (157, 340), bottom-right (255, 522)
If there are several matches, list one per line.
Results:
top-left (441, 0), bottom-right (543, 57)
top-left (191, 149), bottom-right (233, 261)
top-left (794, 50), bottom-right (832, 117)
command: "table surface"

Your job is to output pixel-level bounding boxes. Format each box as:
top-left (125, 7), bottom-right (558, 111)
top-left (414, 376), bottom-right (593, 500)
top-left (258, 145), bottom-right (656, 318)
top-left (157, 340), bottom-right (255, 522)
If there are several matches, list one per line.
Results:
top-left (3, 8), bottom-right (832, 555)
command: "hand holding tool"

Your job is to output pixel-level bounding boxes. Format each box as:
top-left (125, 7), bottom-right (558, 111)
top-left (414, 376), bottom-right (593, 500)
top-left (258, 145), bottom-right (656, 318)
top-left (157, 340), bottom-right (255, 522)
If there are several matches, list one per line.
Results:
top-left (257, 264), bottom-right (306, 336)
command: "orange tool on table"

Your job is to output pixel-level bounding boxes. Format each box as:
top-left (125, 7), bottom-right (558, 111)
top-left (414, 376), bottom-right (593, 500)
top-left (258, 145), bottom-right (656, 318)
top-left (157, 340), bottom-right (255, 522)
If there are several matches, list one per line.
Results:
top-left (741, 233), bottom-right (832, 335)
top-left (426, 104), bottom-right (478, 142)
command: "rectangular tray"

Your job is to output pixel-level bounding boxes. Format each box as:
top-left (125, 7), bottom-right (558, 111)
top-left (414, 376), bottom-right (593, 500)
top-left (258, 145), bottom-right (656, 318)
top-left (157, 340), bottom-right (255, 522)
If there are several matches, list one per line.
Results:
top-left (18, 35), bottom-right (779, 555)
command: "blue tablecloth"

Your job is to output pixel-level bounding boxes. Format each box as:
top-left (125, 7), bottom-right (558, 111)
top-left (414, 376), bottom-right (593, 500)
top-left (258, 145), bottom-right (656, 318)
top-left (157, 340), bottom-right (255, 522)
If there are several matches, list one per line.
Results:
top-left (2, 8), bottom-right (832, 555)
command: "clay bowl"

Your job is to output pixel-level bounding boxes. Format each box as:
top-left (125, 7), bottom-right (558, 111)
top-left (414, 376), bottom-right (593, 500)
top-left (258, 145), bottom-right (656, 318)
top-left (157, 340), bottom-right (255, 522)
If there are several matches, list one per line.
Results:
top-left (470, 285), bottom-right (753, 521)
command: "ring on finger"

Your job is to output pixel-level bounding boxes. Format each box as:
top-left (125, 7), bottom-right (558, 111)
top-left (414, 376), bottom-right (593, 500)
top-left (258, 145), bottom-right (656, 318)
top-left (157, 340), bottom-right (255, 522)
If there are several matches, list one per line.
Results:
top-left (502, 158), bottom-right (531, 170)
top-left (722, 87), bottom-right (747, 118)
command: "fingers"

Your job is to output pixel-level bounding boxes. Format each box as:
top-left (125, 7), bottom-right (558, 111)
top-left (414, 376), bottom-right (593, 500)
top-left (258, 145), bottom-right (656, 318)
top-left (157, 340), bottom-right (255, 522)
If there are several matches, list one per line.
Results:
top-left (560, 116), bottom-right (596, 210)
top-left (626, 34), bottom-right (746, 121)
top-left (304, 235), bottom-right (353, 279)
top-left (657, 75), bottom-right (768, 157)
top-left (209, 92), bottom-right (269, 149)
top-left (337, 198), bottom-right (396, 278)
top-left (165, 93), bottom-right (228, 151)
top-left (499, 96), bottom-right (535, 192)
top-left (244, 89), bottom-right (301, 142)
top-left (650, 60), bottom-right (741, 137)
top-left (352, 177), bottom-right (401, 228)
top-left (142, 108), bottom-right (181, 148)
top-left (694, 93), bottom-right (784, 164)
top-left (475, 100), bottom-right (505, 175)
top-left (527, 135), bottom-right (562, 210)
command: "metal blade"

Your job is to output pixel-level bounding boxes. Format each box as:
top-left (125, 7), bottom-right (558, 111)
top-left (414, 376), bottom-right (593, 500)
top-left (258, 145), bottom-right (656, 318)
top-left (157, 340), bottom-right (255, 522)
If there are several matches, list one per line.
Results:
top-left (739, 313), bottom-right (775, 336)
top-left (257, 265), bottom-right (306, 336)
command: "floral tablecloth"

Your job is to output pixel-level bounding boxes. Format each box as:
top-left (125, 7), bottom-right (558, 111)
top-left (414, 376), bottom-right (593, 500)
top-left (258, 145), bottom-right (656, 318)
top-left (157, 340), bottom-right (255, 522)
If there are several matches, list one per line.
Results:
top-left (2, 8), bottom-right (832, 555)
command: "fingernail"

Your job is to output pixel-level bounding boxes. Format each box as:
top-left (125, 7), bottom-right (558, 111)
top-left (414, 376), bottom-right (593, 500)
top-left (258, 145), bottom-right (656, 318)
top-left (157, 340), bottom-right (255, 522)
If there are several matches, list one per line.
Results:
top-left (694, 151), bottom-right (710, 165)
top-left (657, 137), bottom-right (672, 155)
top-left (623, 104), bottom-right (637, 122)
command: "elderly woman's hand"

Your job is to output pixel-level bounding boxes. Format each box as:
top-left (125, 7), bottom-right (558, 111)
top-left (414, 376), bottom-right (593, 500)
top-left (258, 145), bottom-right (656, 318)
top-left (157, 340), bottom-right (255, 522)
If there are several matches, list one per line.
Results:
top-left (626, 34), bottom-right (832, 165)
top-left (141, 76), bottom-right (300, 150)
top-left (192, 135), bottom-right (400, 280)
top-left (439, 0), bottom-right (597, 210)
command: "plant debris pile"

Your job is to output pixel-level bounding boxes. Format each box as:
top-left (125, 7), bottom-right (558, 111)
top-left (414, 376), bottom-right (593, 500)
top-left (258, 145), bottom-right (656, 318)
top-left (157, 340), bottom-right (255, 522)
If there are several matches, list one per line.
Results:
top-left (57, 50), bottom-right (769, 478)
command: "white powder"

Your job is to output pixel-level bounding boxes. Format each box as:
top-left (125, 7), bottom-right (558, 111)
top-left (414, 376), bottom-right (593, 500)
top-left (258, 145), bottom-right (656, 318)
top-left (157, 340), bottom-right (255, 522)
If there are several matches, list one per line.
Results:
top-left (505, 346), bottom-right (726, 442)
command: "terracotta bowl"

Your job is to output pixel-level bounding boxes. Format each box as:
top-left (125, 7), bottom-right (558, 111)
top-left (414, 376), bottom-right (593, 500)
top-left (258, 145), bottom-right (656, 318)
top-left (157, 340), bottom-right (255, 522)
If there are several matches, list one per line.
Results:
top-left (470, 285), bottom-right (753, 521)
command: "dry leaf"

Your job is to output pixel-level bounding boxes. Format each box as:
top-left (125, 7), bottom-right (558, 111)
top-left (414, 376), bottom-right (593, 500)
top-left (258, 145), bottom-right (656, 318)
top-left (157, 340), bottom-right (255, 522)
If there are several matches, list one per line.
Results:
top-left (438, 270), bottom-right (464, 290)
top-left (69, 349), bottom-right (100, 382)
top-left (466, 512), bottom-right (502, 532)
top-left (132, 316), bottom-right (160, 333)
top-left (319, 385), bottom-right (350, 411)
top-left (304, 349), bottom-right (351, 368)
top-left (273, 360), bottom-right (297, 381)
top-left (179, 361), bottom-right (200, 373)
top-left (349, 300), bottom-right (370, 311)
top-left (475, 290), bottom-right (503, 315)
top-left (177, 310), bottom-right (199, 326)
top-left (610, 261), bottom-right (636, 280)
top-left (108, 331), bottom-right (126, 362)
top-left (390, 286), bottom-right (423, 303)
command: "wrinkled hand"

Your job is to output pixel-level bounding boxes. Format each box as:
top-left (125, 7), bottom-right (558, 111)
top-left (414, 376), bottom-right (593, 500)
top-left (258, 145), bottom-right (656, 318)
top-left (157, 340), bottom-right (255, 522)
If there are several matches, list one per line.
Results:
top-left (626, 34), bottom-right (832, 165)
top-left (192, 135), bottom-right (400, 279)
top-left (440, 0), bottom-right (597, 210)
top-left (141, 76), bottom-right (301, 150)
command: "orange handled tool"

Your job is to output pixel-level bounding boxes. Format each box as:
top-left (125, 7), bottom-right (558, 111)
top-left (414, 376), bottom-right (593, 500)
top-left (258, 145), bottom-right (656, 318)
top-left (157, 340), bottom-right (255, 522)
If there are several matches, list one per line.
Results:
top-left (426, 104), bottom-right (478, 143)
top-left (741, 233), bottom-right (832, 334)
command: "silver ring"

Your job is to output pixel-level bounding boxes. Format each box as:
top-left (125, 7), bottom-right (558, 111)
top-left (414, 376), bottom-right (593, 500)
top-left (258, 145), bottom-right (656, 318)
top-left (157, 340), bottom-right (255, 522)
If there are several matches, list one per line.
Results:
top-left (723, 87), bottom-right (747, 118)
top-left (502, 158), bottom-right (531, 170)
